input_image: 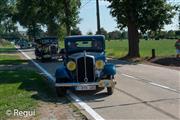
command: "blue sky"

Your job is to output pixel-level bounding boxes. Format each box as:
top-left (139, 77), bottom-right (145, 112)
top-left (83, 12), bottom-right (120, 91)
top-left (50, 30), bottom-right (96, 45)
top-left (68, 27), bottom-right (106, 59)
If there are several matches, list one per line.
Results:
top-left (18, 0), bottom-right (179, 34)
top-left (77, 0), bottom-right (179, 34)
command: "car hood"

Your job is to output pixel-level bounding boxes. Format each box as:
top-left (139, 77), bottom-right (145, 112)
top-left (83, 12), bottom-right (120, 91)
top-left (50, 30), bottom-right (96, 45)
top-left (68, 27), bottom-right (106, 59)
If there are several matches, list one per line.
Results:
top-left (68, 52), bottom-right (106, 61)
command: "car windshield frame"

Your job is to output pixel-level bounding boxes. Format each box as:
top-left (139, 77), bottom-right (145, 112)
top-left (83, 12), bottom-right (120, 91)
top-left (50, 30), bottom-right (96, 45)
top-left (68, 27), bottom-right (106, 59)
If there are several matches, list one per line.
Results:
top-left (65, 36), bottom-right (105, 54)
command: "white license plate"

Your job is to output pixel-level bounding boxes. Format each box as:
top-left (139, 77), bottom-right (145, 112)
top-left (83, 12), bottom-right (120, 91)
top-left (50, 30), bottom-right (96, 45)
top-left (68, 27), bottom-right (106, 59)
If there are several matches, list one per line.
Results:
top-left (43, 55), bottom-right (50, 58)
top-left (75, 85), bottom-right (96, 91)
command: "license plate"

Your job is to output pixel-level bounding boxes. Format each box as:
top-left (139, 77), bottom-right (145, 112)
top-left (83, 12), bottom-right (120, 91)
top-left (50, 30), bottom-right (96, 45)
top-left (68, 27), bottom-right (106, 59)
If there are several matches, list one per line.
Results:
top-left (75, 85), bottom-right (96, 91)
top-left (43, 55), bottom-right (50, 58)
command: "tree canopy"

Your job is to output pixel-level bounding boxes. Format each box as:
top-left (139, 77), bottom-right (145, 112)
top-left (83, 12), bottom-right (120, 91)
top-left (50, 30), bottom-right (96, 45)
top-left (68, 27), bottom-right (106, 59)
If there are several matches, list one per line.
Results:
top-left (12, 0), bottom-right (81, 39)
top-left (107, 0), bottom-right (176, 57)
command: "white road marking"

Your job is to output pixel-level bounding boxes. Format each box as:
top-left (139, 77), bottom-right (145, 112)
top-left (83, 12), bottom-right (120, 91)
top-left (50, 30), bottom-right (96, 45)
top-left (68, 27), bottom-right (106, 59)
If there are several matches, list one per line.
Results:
top-left (149, 82), bottom-right (178, 92)
top-left (121, 73), bottom-right (179, 93)
top-left (16, 47), bottom-right (105, 120)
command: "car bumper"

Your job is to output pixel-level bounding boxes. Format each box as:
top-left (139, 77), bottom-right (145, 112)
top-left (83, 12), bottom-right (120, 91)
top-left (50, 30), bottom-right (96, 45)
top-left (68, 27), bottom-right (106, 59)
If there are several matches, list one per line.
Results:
top-left (55, 80), bottom-right (116, 87)
top-left (55, 82), bottom-right (99, 87)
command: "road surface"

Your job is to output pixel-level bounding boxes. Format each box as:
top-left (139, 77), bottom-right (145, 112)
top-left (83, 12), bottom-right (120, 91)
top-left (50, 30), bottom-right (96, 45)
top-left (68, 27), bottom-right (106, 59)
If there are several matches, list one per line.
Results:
top-left (20, 48), bottom-right (180, 120)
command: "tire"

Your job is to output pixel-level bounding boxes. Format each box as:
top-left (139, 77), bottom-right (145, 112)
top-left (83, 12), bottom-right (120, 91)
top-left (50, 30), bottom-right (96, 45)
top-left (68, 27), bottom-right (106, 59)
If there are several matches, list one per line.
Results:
top-left (107, 87), bottom-right (114, 95)
top-left (41, 58), bottom-right (46, 62)
top-left (107, 75), bottom-right (115, 95)
top-left (56, 87), bottom-right (67, 97)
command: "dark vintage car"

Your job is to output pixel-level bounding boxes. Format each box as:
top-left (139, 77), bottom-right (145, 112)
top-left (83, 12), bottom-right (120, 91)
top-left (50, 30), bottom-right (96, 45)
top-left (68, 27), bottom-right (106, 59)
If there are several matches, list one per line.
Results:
top-left (34, 37), bottom-right (59, 61)
top-left (19, 39), bottom-right (32, 49)
top-left (55, 35), bottom-right (116, 96)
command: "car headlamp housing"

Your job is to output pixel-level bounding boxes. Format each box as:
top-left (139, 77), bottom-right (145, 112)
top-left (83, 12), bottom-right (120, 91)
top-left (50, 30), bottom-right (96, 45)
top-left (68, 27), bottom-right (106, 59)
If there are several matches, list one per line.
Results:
top-left (67, 61), bottom-right (76, 71)
top-left (95, 60), bottom-right (104, 70)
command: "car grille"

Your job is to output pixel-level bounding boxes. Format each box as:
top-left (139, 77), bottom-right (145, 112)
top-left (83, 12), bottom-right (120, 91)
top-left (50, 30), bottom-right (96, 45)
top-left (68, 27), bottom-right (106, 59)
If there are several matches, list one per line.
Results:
top-left (51, 45), bottom-right (57, 54)
top-left (77, 56), bottom-right (94, 82)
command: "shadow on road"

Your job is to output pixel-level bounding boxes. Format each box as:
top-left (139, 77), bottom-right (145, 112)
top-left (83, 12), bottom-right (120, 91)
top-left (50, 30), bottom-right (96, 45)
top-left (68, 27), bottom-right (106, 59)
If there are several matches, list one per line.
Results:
top-left (107, 58), bottom-right (138, 68)
top-left (152, 57), bottom-right (180, 67)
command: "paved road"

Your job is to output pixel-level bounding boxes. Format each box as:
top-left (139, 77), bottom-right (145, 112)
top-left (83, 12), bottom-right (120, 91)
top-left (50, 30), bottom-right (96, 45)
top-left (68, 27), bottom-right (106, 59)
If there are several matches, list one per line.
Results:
top-left (21, 49), bottom-right (180, 120)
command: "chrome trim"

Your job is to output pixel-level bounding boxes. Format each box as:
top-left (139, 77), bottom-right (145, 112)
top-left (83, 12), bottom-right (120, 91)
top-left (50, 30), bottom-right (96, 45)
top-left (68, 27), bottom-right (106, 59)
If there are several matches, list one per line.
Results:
top-left (55, 82), bottom-right (99, 87)
top-left (84, 51), bottom-right (88, 83)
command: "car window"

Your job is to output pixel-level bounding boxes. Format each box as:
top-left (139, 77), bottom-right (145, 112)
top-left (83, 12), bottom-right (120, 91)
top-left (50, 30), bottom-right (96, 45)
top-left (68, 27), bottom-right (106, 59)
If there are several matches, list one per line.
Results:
top-left (41, 39), bottom-right (50, 44)
top-left (66, 39), bottom-right (103, 54)
top-left (68, 40), bottom-right (102, 49)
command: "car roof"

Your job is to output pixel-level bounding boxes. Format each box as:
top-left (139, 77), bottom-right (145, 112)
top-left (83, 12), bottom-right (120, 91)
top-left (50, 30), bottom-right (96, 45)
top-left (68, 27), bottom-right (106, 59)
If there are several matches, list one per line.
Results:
top-left (41, 36), bottom-right (58, 39)
top-left (65, 35), bottom-right (105, 41)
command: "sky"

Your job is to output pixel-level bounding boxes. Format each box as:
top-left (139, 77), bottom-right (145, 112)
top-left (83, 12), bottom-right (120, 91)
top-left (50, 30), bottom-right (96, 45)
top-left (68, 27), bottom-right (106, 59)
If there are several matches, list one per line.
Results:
top-left (78, 0), bottom-right (179, 35)
top-left (18, 0), bottom-right (179, 34)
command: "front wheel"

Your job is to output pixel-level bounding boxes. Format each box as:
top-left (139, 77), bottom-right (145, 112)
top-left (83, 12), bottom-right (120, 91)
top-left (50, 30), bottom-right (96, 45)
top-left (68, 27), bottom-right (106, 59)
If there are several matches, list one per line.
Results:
top-left (107, 87), bottom-right (114, 95)
top-left (107, 75), bottom-right (115, 95)
top-left (56, 87), bottom-right (67, 97)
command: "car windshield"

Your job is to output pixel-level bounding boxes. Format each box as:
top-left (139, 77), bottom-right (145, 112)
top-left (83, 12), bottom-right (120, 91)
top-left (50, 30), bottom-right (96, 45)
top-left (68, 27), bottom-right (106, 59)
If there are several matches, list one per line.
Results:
top-left (66, 39), bottom-right (103, 54)
top-left (41, 39), bottom-right (50, 44)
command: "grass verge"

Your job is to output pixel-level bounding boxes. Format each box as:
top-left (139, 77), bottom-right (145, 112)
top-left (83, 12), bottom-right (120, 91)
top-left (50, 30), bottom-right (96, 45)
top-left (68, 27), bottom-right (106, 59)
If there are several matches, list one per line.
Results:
top-left (0, 54), bottom-right (27, 65)
top-left (0, 70), bottom-right (55, 119)
top-left (0, 39), bottom-right (16, 53)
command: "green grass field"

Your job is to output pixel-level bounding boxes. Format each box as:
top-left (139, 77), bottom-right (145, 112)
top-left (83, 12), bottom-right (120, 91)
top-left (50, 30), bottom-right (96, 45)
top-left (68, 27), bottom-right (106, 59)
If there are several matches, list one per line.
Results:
top-left (0, 70), bottom-right (54, 119)
top-left (0, 39), bottom-right (16, 53)
top-left (106, 39), bottom-right (176, 58)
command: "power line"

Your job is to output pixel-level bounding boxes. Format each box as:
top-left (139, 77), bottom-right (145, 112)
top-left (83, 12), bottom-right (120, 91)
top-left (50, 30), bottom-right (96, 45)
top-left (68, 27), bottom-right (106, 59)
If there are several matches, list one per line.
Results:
top-left (80, 0), bottom-right (92, 9)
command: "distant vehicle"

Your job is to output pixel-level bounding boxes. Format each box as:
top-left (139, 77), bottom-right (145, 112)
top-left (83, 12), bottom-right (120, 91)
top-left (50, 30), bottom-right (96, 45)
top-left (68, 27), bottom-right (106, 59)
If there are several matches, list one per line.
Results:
top-left (34, 37), bottom-right (59, 61)
top-left (19, 39), bottom-right (32, 49)
top-left (55, 35), bottom-right (116, 96)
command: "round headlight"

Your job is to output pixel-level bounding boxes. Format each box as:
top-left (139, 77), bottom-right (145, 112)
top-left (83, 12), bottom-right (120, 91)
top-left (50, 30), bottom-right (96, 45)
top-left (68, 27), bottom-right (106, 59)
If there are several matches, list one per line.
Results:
top-left (67, 61), bottom-right (76, 71)
top-left (95, 60), bottom-right (104, 70)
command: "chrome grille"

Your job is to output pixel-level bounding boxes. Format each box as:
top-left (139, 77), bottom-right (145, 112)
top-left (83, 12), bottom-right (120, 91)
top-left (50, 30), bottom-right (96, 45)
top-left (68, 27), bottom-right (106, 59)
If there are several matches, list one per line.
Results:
top-left (77, 56), bottom-right (94, 82)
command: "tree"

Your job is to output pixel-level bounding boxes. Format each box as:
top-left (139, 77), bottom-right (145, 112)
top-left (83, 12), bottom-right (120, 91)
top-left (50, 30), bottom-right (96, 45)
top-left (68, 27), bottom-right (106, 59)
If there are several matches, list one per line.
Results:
top-left (71, 27), bottom-right (82, 35)
top-left (0, 0), bottom-right (17, 34)
top-left (13, 0), bottom-right (81, 38)
top-left (13, 0), bottom-right (42, 39)
top-left (107, 0), bottom-right (175, 58)
top-left (96, 27), bottom-right (108, 38)
top-left (108, 30), bottom-right (121, 39)
top-left (87, 31), bottom-right (93, 35)
top-left (63, 0), bottom-right (81, 35)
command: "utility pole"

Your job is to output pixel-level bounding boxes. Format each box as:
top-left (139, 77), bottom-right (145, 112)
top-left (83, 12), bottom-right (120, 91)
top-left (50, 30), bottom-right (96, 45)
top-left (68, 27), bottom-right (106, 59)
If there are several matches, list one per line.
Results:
top-left (96, 0), bottom-right (101, 34)
top-left (179, 12), bottom-right (180, 29)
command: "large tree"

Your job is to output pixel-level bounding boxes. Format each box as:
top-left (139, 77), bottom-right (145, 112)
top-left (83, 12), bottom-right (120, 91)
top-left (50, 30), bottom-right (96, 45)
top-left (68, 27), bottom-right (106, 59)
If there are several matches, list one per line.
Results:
top-left (96, 27), bottom-right (108, 38)
top-left (0, 0), bottom-right (17, 34)
top-left (62, 0), bottom-right (81, 35)
top-left (13, 0), bottom-right (42, 39)
top-left (13, 0), bottom-right (81, 38)
top-left (107, 0), bottom-right (175, 58)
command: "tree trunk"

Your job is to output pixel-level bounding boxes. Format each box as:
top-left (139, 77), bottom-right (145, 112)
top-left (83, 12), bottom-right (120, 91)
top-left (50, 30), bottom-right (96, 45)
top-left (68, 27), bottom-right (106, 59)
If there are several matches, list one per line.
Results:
top-left (63, 0), bottom-right (71, 36)
top-left (127, 20), bottom-right (140, 58)
top-left (47, 17), bottom-right (58, 36)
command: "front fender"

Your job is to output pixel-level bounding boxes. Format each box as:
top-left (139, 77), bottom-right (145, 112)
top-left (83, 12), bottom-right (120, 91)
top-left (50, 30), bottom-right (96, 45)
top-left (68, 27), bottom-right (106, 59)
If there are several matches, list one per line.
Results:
top-left (55, 65), bottom-right (70, 83)
top-left (103, 63), bottom-right (116, 76)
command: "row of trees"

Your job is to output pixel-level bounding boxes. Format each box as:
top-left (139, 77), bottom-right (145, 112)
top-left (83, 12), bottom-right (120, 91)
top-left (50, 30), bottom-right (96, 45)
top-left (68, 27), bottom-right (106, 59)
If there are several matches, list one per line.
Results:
top-left (0, 0), bottom-right (179, 58)
top-left (0, 0), bottom-right (81, 40)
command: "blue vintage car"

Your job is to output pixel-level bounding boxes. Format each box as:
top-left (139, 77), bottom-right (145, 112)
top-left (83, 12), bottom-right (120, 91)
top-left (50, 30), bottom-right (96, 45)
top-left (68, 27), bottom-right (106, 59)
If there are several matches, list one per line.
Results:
top-left (55, 35), bottom-right (116, 96)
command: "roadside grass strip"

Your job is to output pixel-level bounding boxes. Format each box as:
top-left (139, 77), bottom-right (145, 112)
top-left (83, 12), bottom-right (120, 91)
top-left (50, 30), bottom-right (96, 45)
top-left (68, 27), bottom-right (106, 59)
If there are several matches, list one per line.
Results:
top-left (0, 54), bottom-right (27, 65)
top-left (0, 70), bottom-right (55, 119)
top-left (0, 40), bottom-right (16, 53)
